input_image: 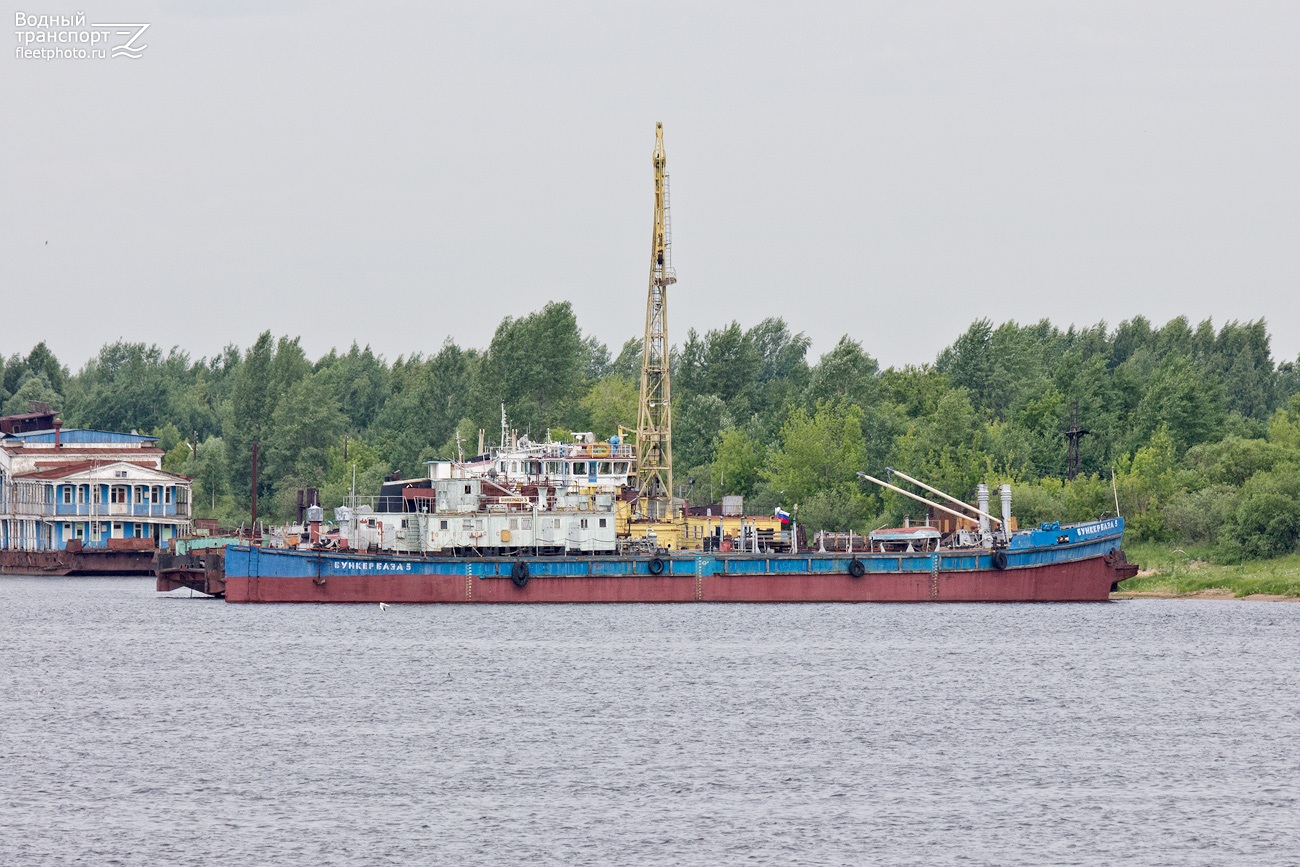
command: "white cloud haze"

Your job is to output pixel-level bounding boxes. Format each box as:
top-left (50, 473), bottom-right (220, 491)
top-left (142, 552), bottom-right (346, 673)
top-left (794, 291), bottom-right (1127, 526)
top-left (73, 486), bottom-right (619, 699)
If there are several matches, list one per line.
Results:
top-left (4, 1), bottom-right (1298, 369)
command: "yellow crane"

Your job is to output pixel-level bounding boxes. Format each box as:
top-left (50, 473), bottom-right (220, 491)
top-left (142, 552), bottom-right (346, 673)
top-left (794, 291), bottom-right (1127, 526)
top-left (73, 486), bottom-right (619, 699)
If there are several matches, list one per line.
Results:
top-left (620, 124), bottom-right (787, 552)
top-left (635, 122), bottom-right (676, 521)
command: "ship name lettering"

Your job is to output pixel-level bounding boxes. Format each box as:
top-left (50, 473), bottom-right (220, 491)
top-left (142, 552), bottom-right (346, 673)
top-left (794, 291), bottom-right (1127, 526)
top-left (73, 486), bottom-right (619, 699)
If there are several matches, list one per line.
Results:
top-left (331, 560), bottom-right (411, 572)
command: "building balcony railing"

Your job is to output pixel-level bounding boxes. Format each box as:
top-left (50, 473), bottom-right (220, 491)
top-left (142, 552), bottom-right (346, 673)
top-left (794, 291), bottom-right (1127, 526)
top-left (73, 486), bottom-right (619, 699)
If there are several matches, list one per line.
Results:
top-left (7, 502), bottom-right (193, 520)
top-left (4, 501), bottom-right (53, 517)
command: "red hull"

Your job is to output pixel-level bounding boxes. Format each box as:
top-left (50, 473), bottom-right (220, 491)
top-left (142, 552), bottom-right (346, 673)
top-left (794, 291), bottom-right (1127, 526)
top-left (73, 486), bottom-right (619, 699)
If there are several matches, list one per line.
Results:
top-left (224, 556), bottom-right (1127, 603)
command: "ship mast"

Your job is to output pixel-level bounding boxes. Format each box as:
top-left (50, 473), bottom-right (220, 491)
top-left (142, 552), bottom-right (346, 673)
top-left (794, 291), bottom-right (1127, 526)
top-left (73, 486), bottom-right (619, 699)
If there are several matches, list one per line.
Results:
top-left (635, 122), bottom-right (676, 520)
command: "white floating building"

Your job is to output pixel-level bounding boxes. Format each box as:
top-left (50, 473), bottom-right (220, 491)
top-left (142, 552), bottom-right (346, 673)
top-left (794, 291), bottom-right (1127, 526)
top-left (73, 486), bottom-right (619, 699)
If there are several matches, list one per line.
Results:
top-left (0, 411), bottom-right (192, 552)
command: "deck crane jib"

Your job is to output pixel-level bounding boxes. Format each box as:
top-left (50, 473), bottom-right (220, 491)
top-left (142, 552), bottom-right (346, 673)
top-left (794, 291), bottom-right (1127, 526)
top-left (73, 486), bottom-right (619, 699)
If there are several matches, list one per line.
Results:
top-left (635, 122), bottom-right (676, 521)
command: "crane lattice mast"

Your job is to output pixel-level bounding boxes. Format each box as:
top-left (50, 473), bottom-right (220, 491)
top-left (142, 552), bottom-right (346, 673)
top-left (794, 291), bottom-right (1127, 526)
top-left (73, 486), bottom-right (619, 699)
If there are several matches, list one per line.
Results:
top-left (635, 122), bottom-right (676, 520)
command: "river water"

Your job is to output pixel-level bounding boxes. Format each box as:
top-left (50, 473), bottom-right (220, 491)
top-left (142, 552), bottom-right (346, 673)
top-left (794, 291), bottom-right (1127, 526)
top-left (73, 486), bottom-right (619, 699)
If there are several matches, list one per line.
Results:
top-left (1, 576), bottom-right (1297, 866)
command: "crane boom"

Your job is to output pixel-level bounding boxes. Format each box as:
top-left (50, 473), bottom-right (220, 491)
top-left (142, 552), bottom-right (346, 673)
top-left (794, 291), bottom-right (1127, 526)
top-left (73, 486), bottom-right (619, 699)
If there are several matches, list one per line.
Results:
top-left (635, 123), bottom-right (676, 520)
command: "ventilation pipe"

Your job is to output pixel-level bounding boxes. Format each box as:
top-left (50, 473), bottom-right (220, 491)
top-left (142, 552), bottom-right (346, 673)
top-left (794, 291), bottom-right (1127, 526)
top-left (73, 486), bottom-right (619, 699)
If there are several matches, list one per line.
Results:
top-left (999, 485), bottom-right (1013, 539)
top-left (977, 483), bottom-right (992, 548)
top-left (307, 504), bottom-right (323, 545)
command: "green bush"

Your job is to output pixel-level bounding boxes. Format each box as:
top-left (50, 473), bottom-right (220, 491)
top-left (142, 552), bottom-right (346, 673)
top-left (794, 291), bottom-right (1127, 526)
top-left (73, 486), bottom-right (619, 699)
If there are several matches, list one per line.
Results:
top-left (1217, 469), bottom-right (1300, 561)
top-left (796, 487), bottom-right (872, 533)
top-left (1009, 482), bottom-right (1067, 526)
top-left (1163, 485), bottom-right (1239, 545)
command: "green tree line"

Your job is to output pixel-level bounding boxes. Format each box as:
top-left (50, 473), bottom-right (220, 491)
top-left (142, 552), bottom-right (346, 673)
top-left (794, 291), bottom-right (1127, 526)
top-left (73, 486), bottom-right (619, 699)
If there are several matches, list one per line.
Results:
top-left (5, 306), bottom-right (1300, 561)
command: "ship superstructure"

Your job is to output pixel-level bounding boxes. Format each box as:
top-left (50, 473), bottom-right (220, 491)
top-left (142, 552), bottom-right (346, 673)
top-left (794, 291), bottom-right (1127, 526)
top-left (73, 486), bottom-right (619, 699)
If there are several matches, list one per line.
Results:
top-left (342, 475), bottom-right (617, 557)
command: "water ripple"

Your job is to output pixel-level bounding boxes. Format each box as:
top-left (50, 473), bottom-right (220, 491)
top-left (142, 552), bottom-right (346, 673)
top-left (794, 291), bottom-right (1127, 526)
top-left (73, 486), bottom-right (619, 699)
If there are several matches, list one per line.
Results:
top-left (1, 577), bottom-right (1298, 865)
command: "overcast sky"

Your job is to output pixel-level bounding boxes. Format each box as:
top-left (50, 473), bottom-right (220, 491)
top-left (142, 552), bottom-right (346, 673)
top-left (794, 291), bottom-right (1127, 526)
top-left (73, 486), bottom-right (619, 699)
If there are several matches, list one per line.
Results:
top-left (4, 1), bottom-right (1298, 373)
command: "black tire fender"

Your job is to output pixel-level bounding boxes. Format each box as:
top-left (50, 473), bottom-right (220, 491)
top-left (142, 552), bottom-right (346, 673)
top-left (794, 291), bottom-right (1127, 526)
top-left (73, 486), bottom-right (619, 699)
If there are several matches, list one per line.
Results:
top-left (848, 558), bottom-right (866, 578)
top-left (648, 556), bottom-right (666, 575)
top-left (991, 550), bottom-right (1008, 571)
top-left (510, 560), bottom-right (529, 588)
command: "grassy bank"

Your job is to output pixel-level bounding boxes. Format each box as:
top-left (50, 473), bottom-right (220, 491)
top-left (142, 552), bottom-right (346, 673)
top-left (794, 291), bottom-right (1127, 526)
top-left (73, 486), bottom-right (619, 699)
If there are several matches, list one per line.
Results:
top-left (1116, 543), bottom-right (1300, 598)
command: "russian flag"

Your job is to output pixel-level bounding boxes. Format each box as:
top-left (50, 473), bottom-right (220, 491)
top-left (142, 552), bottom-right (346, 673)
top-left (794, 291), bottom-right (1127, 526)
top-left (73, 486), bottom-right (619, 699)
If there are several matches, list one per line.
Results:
top-left (775, 507), bottom-right (792, 524)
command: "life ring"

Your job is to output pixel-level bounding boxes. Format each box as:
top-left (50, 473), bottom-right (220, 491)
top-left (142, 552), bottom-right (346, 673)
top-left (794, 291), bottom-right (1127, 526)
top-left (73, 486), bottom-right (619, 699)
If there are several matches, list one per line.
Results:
top-left (590, 443), bottom-right (611, 458)
top-left (648, 556), bottom-right (666, 575)
top-left (511, 561), bottom-right (529, 588)
top-left (991, 550), bottom-right (1008, 571)
top-left (848, 558), bottom-right (866, 578)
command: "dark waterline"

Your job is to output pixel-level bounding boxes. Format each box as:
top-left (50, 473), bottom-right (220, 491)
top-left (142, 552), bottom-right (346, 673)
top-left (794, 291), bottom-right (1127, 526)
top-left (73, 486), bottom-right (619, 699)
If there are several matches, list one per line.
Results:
top-left (2, 575), bottom-right (1298, 866)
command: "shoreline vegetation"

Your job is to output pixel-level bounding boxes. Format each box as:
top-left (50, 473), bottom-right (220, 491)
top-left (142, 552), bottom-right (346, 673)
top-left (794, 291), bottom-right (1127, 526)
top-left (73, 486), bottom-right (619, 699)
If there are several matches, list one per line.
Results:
top-left (1113, 543), bottom-right (1300, 599)
top-left (6, 312), bottom-right (1300, 578)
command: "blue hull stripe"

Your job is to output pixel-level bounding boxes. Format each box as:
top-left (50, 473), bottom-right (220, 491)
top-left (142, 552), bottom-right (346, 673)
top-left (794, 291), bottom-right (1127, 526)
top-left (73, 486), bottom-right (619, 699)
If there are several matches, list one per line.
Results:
top-left (227, 520), bottom-right (1125, 580)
